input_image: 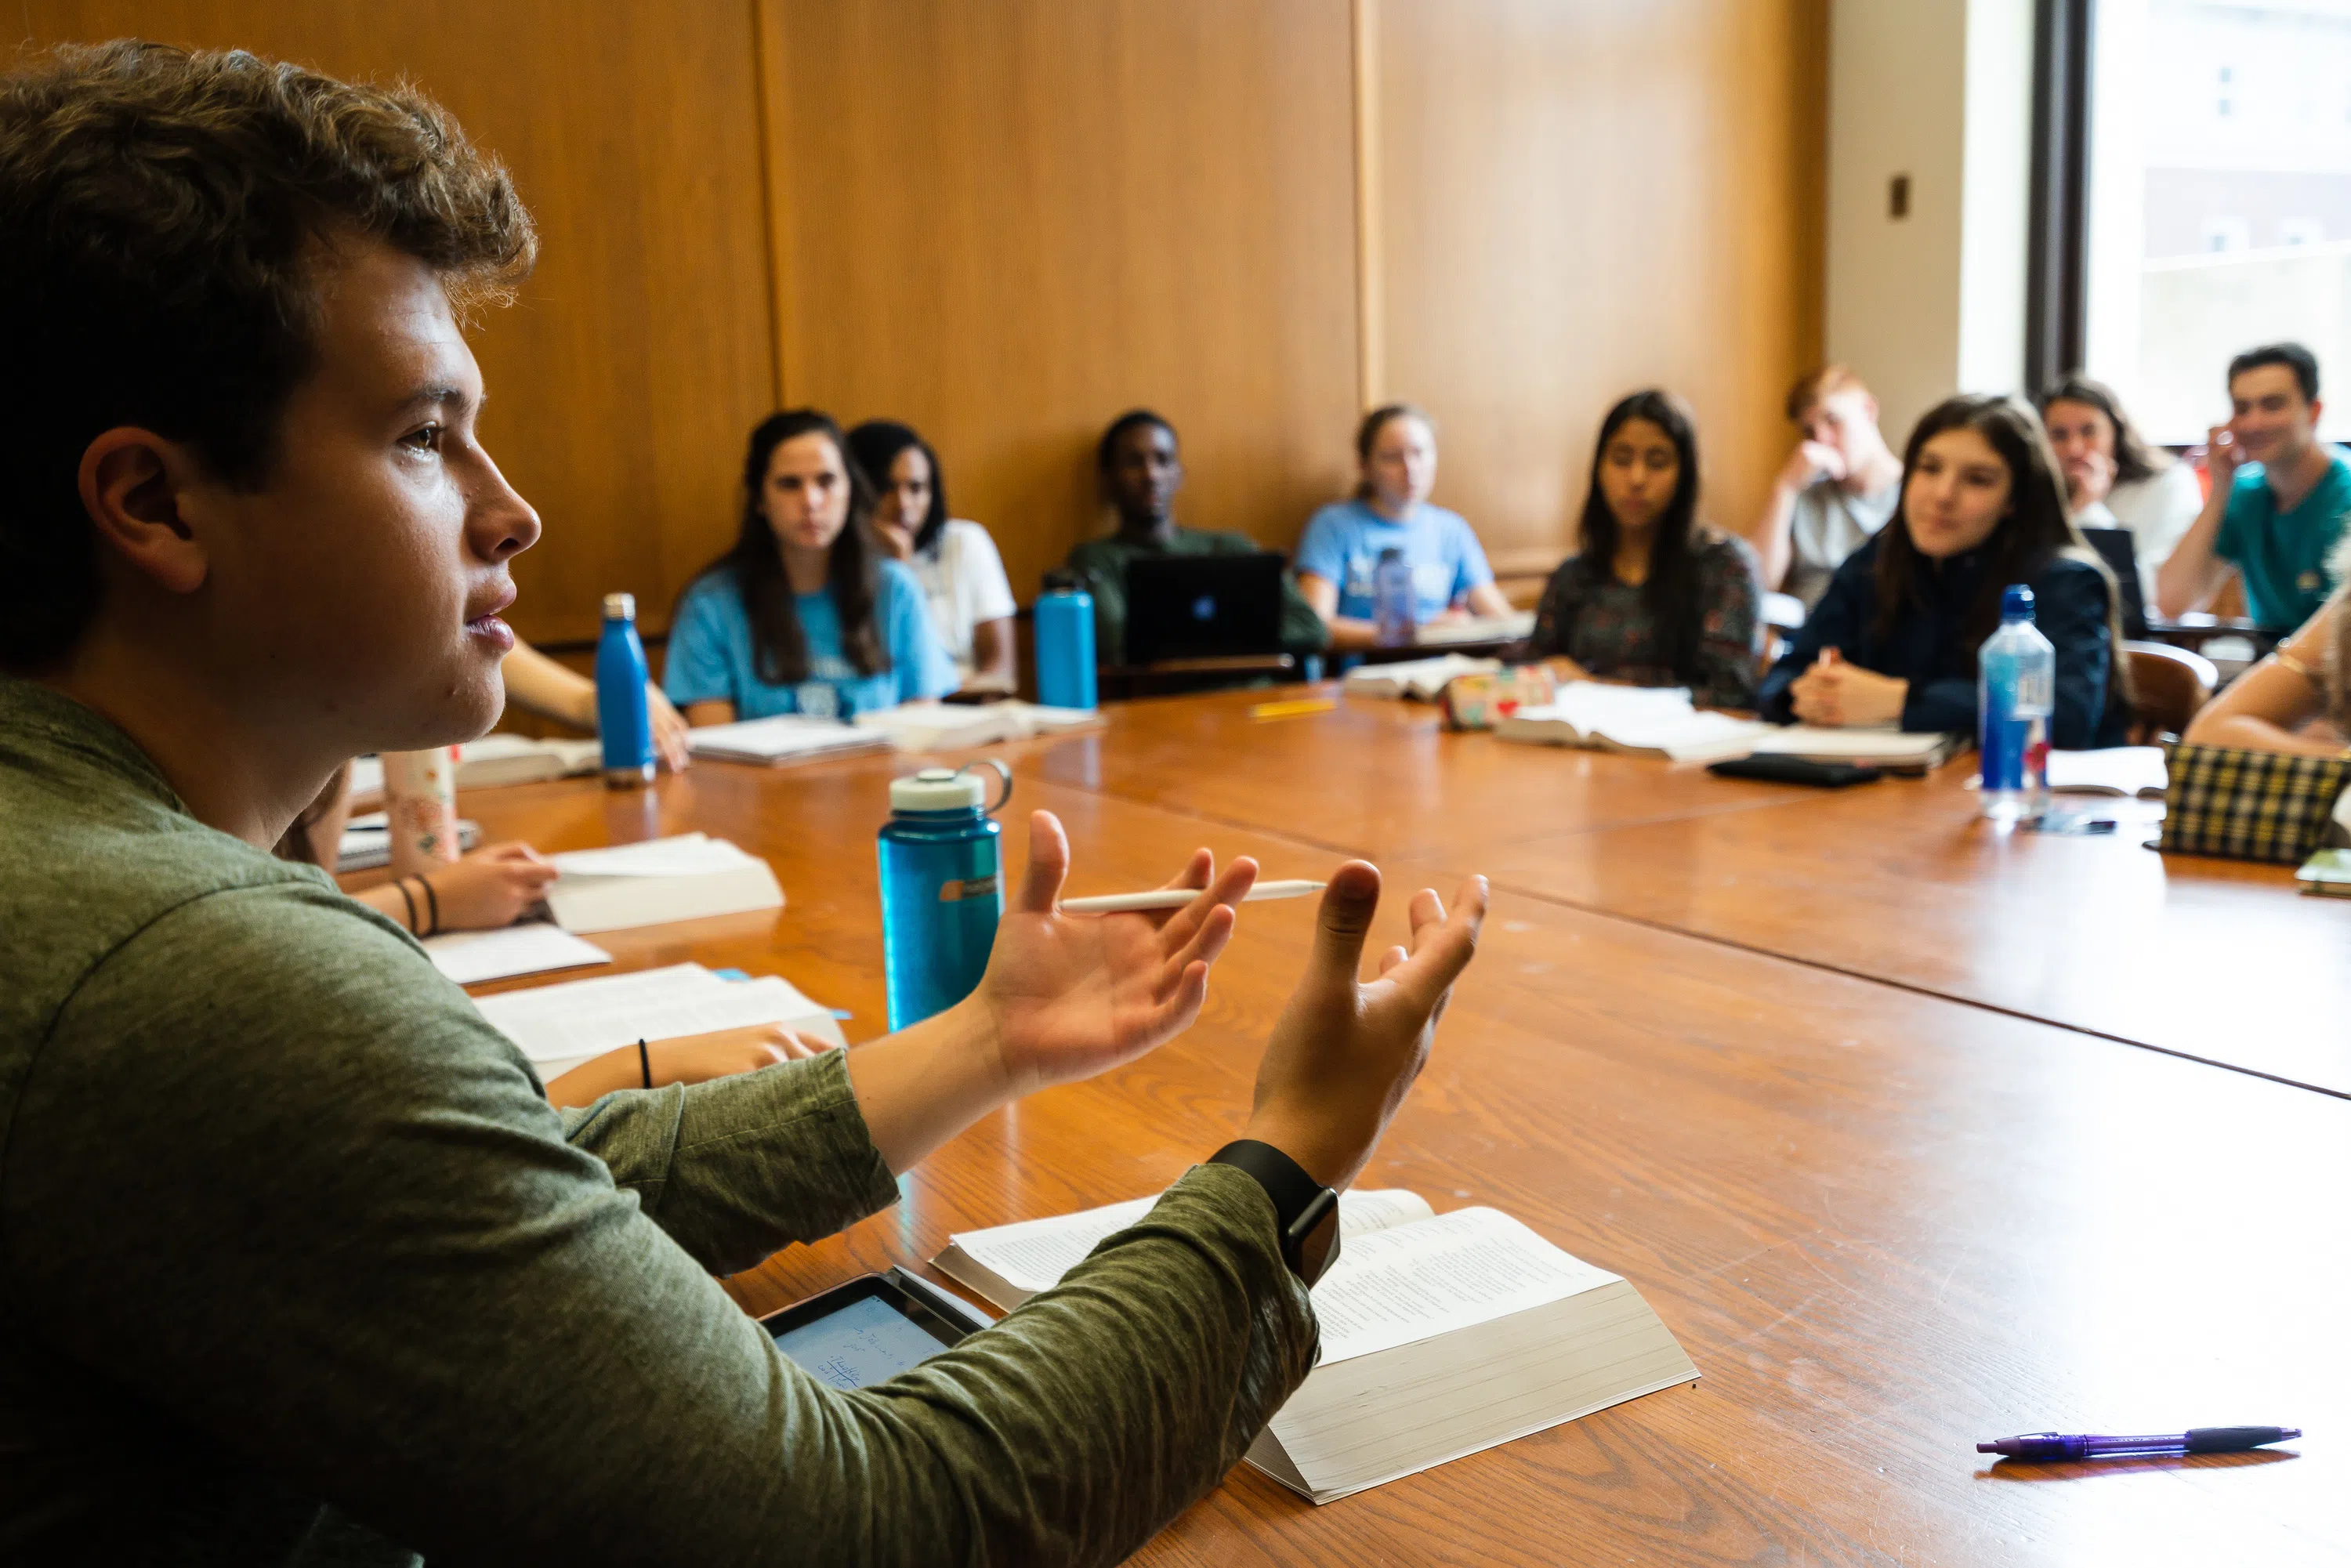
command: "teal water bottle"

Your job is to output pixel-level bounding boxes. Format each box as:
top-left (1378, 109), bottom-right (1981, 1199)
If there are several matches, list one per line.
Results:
top-left (596, 592), bottom-right (656, 789)
top-left (1034, 571), bottom-right (1097, 709)
top-left (878, 761), bottom-right (1015, 1029)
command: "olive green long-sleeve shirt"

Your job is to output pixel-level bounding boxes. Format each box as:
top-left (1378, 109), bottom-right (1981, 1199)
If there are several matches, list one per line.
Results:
top-left (0, 679), bottom-right (1317, 1565)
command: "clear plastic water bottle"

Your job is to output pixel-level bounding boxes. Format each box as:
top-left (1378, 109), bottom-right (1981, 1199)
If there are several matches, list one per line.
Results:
top-left (878, 761), bottom-right (1014, 1029)
top-left (1979, 584), bottom-right (2054, 824)
top-left (596, 592), bottom-right (656, 789)
top-left (1372, 546), bottom-right (1415, 647)
top-left (1034, 571), bottom-right (1097, 708)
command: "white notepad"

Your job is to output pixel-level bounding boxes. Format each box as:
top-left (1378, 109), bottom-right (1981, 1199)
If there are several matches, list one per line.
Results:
top-left (933, 1190), bottom-right (1696, 1504)
top-left (421, 923), bottom-right (612, 986)
top-left (471, 961), bottom-right (846, 1076)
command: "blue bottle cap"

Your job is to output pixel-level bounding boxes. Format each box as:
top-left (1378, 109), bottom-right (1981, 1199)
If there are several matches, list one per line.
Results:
top-left (2001, 584), bottom-right (2035, 621)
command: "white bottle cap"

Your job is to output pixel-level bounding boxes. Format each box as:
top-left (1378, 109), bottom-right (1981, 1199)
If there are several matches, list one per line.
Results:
top-left (889, 766), bottom-right (987, 811)
top-left (603, 592), bottom-right (636, 621)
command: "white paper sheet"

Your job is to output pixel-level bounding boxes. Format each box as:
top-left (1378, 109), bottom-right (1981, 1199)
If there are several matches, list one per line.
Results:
top-left (1308, 1207), bottom-right (1621, 1366)
top-left (471, 963), bottom-right (843, 1064)
top-left (547, 834), bottom-right (760, 878)
top-left (422, 924), bottom-right (612, 986)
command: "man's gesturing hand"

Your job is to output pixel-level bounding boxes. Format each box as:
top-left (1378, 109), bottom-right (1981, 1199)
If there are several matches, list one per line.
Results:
top-left (977, 809), bottom-right (1257, 1097)
top-left (1242, 862), bottom-right (1487, 1190)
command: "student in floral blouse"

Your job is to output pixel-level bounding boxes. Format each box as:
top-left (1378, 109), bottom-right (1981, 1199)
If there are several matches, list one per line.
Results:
top-left (1522, 389), bottom-right (1766, 708)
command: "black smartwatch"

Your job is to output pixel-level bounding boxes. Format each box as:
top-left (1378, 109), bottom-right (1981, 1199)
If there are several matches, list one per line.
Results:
top-left (1208, 1139), bottom-right (1342, 1287)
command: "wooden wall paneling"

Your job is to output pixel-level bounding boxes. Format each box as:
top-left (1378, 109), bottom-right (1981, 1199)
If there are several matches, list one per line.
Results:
top-left (759, 0), bottom-right (1363, 607)
top-left (1369, 0), bottom-right (1828, 577)
top-left (10, 1), bottom-right (778, 645)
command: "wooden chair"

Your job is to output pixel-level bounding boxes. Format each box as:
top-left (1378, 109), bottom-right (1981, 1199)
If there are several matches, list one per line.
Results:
top-left (2123, 639), bottom-right (2219, 743)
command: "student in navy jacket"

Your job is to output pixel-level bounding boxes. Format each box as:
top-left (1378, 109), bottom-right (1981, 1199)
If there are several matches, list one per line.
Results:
top-left (1759, 393), bottom-right (2132, 749)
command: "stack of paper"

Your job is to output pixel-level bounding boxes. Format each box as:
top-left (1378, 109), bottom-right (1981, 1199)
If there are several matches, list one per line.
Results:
top-left (933, 1190), bottom-right (1696, 1505)
top-left (1415, 610), bottom-right (1535, 646)
top-left (472, 961), bottom-right (846, 1077)
top-left (544, 833), bottom-right (784, 933)
top-left (1343, 654), bottom-right (1502, 701)
top-left (853, 701), bottom-right (1103, 752)
top-left (421, 924), bottom-right (613, 986)
top-left (2046, 746), bottom-right (2167, 798)
top-left (687, 715), bottom-right (895, 768)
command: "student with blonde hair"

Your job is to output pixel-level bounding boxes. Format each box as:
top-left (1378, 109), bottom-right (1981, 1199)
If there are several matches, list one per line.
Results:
top-left (1753, 365), bottom-right (1905, 609)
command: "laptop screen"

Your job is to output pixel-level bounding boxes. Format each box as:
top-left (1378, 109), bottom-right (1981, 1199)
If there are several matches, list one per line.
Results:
top-left (1124, 552), bottom-right (1287, 664)
top-left (2078, 527), bottom-right (2149, 639)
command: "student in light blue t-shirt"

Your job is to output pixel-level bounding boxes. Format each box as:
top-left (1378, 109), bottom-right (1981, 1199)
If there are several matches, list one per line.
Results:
top-left (1293, 404), bottom-right (1516, 650)
top-left (666, 409), bottom-right (958, 722)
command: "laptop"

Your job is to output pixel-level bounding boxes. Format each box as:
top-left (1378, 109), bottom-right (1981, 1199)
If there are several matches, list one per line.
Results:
top-left (1124, 552), bottom-right (1286, 664)
top-left (2078, 527), bottom-right (2150, 638)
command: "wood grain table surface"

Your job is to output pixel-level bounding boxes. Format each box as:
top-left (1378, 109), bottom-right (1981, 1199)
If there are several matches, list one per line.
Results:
top-left (447, 693), bottom-right (2349, 1566)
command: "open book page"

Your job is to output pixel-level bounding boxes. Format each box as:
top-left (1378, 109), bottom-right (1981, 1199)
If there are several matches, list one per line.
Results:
top-left (688, 715), bottom-right (883, 762)
top-left (422, 923), bottom-right (611, 986)
top-left (1415, 611), bottom-right (1534, 646)
top-left (1311, 1207), bottom-right (1621, 1367)
top-left (943, 1189), bottom-right (1436, 1299)
top-left (2046, 746), bottom-right (2166, 797)
top-left (472, 963), bottom-right (843, 1065)
top-left (547, 834), bottom-right (760, 878)
top-left (1585, 711), bottom-right (1771, 760)
top-left (1343, 655), bottom-right (1501, 699)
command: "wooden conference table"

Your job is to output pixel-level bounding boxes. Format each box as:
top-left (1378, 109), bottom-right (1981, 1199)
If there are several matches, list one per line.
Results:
top-left (458, 686), bottom-right (2351, 1566)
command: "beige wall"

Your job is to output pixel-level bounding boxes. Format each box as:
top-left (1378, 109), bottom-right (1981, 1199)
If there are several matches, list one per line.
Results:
top-left (16, 1), bottom-right (1828, 637)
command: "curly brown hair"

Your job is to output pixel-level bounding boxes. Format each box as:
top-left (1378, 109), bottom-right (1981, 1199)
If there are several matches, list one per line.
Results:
top-left (0, 40), bottom-right (536, 669)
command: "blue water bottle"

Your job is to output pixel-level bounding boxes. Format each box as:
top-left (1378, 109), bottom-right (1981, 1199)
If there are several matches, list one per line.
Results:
top-left (1035, 571), bottom-right (1098, 708)
top-left (878, 760), bottom-right (1015, 1029)
top-left (1978, 584), bottom-right (2054, 824)
top-left (596, 592), bottom-right (656, 789)
top-left (1372, 547), bottom-right (1416, 647)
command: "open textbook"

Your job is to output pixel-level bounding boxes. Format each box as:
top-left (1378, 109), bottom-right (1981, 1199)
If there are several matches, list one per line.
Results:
top-left (472, 961), bottom-right (846, 1078)
top-left (853, 701), bottom-right (1103, 753)
top-left (1495, 683), bottom-right (1964, 772)
top-left (2046, 745), bottom-right (2167, 798)
top-left (1342, 654), bottom-right (1502, 701)
top-left (1414, 610), bottom-right (1535, 646)
top-left (933, 1190), bottom-right (1697, 1504)
top-left (544, 833), bottom-right (784, 933)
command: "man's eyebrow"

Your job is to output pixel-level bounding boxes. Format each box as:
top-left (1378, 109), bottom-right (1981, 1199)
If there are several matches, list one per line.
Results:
top-left (392, 382), bottom-right (477, 418)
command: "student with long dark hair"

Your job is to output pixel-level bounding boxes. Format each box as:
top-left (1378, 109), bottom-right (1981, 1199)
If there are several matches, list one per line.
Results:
top-left (2036, 373), bottom-right (2201, 603)
top-left (845, 419), bottom-right (1018, 691)
top-left (666, 409), bottom-right (957, 722)
top-left (1759, 394), bottom-right (2132, 747)
top-left (1522, 389), bottom-right (1764, 708)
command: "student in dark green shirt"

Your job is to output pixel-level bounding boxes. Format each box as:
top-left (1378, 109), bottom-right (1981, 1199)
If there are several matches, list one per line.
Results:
top-left (1067, 409), bottom-right (1331, 664)
top-left (2156, 341), bottom-right (2351, 630)
top-left (0, 42), bottom-right (1487, 1566)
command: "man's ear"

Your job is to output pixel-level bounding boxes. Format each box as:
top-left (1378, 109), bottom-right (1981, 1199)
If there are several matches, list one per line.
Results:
top-left (77, 428), bottom-right (210, 596)
top-left (2308, 396), bottom-right (2325, 431)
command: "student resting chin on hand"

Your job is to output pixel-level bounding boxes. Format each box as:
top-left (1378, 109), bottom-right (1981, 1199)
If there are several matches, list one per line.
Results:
top-left (1758, 393), bottom-right (2133, 750)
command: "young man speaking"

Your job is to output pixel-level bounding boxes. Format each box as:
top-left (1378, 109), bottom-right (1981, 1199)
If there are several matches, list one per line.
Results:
top-left (0, 42), bottom-right (1484, 1565)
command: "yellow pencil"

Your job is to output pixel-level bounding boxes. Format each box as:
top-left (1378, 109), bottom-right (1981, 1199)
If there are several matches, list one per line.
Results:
top-left (1249, 697), bottom-right (1337, 721)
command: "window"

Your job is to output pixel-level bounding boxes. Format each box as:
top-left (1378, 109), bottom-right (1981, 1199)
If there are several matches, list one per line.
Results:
top-left (2081, 0), bottom-right (2351, 442)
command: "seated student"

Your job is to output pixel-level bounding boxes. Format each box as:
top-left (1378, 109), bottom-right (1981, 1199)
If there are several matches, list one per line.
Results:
top-left (846, 419), bottom-right (1018, 692)
top-left (502, 637), bottom-right (692, 769)
top-left (1066, 409), bottom-right (1328, 664)
top-left (2181, 574), bottom-right (2351, 758)
top-left (0, 42), bottom-right (1488, 1562)
top-left (2157, 342), bottom-right (2351, 628)
top-left (666, 410), bottom-right (958, 722)
top-left (1293, 404), bottom-right (1516, 647)
top-left (1759, 394), bottom-right (2132, 748)
top-left (2037, 374), bottom-right (2203, 604)
top-left (1752, 365), bottom-right (1907, 610)
top-left (1520, 390), bottom-right (1764, 709)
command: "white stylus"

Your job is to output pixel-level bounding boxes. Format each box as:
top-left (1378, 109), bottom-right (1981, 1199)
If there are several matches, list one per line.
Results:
top-left (1059, 878), bottom-right (1328, 914)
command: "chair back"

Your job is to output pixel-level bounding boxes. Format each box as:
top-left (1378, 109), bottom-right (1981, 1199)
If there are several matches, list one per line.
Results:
top-left (2124, 640), bottom-right (2219, 742)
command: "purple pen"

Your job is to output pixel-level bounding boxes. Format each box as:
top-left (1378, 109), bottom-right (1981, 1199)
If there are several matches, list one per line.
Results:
top-left (1977, 1426), bottom-right (2301, 1461)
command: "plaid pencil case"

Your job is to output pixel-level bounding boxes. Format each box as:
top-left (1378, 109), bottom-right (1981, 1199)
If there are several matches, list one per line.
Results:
top-left (2158, 741), bottom-right (2351, 864)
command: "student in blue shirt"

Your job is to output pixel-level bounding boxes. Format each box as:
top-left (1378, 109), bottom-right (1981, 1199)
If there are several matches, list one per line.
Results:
top-left (2156, 342), bottom-right (2351, 630)
top-left (1759, 394), bottom-right (2132, 749)
top-left (667, 409), bottom-right (958, 722)
top-left (1294, 404), bottom-right (1515, 649)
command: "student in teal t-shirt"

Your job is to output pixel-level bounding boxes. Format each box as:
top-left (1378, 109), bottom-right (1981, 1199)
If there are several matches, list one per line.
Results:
top-left (1294, 404), bottom-right (1515, 650)
top-left (2156, 342), bottom-right (2351, 630)
top-left (667, 410), bottom-right (958, 721)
